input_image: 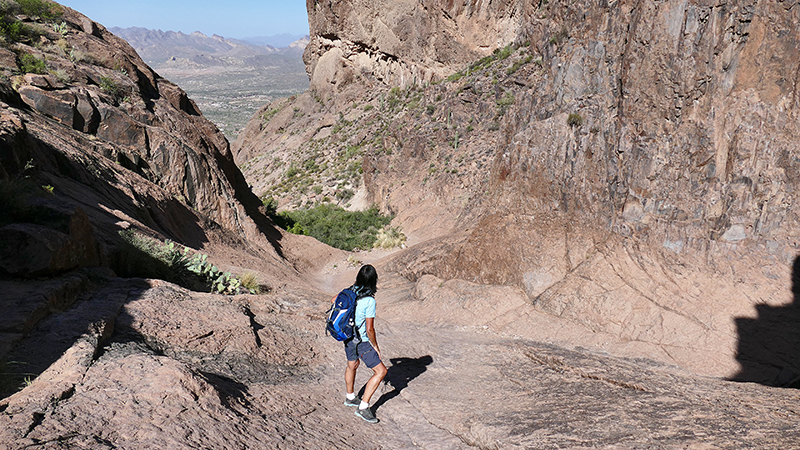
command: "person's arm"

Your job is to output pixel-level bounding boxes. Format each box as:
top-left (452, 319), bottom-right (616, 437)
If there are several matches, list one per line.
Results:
top-left (365, 317), bottom-right (380, 358)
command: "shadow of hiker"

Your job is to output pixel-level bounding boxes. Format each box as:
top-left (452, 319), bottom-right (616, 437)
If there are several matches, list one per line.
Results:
top-left (371, 355), bottom-right (434, 412)
top-left (729, 255), bottom-right (800, 388)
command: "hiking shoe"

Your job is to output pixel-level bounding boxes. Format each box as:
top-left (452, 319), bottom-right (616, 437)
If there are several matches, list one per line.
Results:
top-left (344, 396), bottom-right (361, 407)
top-left (355, 406), bottom-right (379, 423)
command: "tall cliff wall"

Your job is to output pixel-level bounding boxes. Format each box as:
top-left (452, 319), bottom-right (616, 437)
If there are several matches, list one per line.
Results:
top-left (238, 0), bottom-right (800, 380)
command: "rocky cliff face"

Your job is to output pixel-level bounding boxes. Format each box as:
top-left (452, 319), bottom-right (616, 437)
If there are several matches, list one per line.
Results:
top-left (237, 0), bottom-right (800, 381)
top-left (0, 2), bottom-right (304, 272)
top-left (304, 0), bottom-right (526, 91)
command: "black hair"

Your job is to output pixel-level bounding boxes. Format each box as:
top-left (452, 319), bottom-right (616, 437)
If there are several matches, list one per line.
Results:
top-left (355, 264), bottom-right (378, 292)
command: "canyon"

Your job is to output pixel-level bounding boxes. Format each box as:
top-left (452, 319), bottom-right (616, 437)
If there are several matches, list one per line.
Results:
top-left (1, 0), bottom-right (799, 448)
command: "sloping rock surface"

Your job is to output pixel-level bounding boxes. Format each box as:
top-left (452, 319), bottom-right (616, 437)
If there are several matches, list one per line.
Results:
top-left (1, 270), bottom-right (798, 449)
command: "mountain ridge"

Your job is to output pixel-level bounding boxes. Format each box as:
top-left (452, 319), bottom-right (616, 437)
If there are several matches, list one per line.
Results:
top-left (109, 26), bottom-right (309, 64)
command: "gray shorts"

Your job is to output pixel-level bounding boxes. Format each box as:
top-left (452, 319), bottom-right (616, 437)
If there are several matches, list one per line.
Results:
top-left (344, 339), bottom-right (382, 369)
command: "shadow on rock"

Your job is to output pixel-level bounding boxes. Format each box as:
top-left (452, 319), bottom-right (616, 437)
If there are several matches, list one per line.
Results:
top-left (730, 255), bottom-right (800, 388)
top-left (372, 355), bottom-right (433, 412)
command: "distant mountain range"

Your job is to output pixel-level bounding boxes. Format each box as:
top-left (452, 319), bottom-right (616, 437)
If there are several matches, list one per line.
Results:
top-left (241, 33), bottom-right (308, 48)
top-left (110, 27), bottom-right (309, 65)
top-left (108, 26), bottom-right (309, 139)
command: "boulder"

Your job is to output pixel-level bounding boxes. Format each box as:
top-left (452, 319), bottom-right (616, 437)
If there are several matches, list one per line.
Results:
top-left (0, 208), bottom-right (100, 277)
top-left (0, 224), bottom-right (80, 277)
top-left (22, 74), bottom-right (66, 90)
top-left (96, 103), bottom-right (148, 150)
top-left (0, 48), bottom-right (16, 71)
top-left (17, 86), bottom-right (76, 129)
top-left (73, 89), bottom-right (100, 134)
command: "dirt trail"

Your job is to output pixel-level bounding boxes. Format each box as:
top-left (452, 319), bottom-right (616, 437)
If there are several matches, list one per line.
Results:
top-left (310, 251), bottom-right (800, 448)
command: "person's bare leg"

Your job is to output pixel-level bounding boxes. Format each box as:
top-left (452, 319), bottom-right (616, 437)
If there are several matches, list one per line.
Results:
top-left (345, 359), bottom-right (360, 395)
top-left (360, 362), bottom-right (388, 404)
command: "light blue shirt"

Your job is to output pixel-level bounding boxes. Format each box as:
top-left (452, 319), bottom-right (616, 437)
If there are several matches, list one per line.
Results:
top-left (354, 295), bottom-right (375, 343)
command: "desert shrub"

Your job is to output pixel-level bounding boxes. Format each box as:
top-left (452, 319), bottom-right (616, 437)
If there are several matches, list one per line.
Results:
top-left (99, 76), bottom-right (124, 102)
top-left (16, 0), bottom-right (62, 21)
top-left (496, 91), bottom-right (515, 116)
top-left (386, 87), bottom-right (403, 110)
top-left (335, 188), bottom-right (354, 201)
top-left (114, 231), bottom-right (256, 294)
top-left (239, 271), bottom-right (262, 294)
top-left (18, 52), bottom-right (45, 74)
top-left (495, 44), bottom-right (514, 60)
top-left (114, 231), bottom-right (200, 288)
top-left (507, 55), bottom-right (533, 75)
top-left (567, 112), bottom-right (583, 127)
top-left (261, 106), bottom-right (281, 124)
top-left (0, 19), bottom-right (23, 42)
top-left (373, 226), bottom-right (407, 249)
top-left (446, 71), bottom-right (464, 82)
top-left (261, 195), bottom-right (278, 216)
top-left (277, 204), bottom-right (393, 251)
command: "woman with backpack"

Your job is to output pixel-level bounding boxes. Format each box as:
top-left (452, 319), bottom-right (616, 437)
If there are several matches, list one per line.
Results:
top-left (336, 264), bottom-right (387, 423)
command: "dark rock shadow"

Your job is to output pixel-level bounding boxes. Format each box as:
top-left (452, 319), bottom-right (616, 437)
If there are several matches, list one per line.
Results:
top-left (729, 255), bottom-right (800, 388)
top-left (371, 355), bottom-right (433, 412)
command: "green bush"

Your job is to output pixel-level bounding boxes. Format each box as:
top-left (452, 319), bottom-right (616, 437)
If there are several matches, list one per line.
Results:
top-left (17, 0), bottom-right (62, 21)
top-left (496, 91), bottom-right (515, 116)
top-left (99, 76), bottom-right (122, 101)
top-left (507, 55), bottom-right (533, 75)
top-left (567, 113), bottom-right (583, 128)
top-left (18, 52), bottom-right (45, 74)
top-left (277, 204), bottom-right (393, 251)
top-left (261, 106), bottom-right (281, 124)
top-left (0, 20), bottom-right (23, 42)
top-left (386, 87), bottom-right (402, 110)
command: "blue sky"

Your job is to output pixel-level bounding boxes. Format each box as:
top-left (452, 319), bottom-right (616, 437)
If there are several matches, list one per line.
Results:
top-left (58, 0), bottom-right (309, 39)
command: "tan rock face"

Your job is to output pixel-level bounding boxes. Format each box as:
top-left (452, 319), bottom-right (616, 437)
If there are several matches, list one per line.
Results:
top-left (238, 0), bottom-right (800, 380)
top-left (304, 0), bottom-right (529, 96)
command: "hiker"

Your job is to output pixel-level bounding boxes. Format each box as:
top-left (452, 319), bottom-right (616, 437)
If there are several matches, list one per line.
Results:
top-left (335, 264), bottom-right (388, 423)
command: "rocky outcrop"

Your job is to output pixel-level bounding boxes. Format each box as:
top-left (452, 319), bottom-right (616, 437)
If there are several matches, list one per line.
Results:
top-left (1, 4), bottom-right (276, 249)
top-left (0, 207), bottom-right (99, 277)
top-left (0, 278), bottom-right (375, 449)
top-left (303, 0), bottom-right (528, 95)
top-left (0, 2), bottom-right (332, 410)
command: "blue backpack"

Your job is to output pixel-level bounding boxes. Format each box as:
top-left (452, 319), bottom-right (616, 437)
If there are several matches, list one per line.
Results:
top-left (326, 288), bottom-right (362, 341)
